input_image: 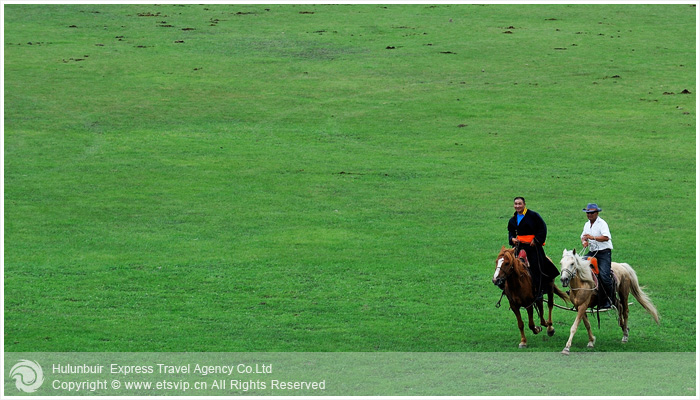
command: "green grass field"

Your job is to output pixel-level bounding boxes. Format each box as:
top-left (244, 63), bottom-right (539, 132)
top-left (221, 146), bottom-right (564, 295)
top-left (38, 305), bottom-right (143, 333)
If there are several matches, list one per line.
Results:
top-left (4, 4), bottom-right (696, 353)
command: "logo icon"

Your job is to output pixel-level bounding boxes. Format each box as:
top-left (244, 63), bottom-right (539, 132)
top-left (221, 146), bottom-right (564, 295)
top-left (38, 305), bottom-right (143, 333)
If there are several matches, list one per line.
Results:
top-left (10, 359), bottom-right (44, 393)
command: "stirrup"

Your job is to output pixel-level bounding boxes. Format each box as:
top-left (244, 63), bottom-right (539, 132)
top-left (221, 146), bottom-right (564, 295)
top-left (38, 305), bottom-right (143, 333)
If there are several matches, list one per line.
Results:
top-left (598, 297), bottom-right (617, 310)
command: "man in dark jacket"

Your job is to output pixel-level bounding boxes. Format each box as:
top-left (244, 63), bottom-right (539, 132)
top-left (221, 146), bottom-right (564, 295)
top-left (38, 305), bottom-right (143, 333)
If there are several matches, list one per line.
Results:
top-left (507, 197), bottom-right (560, 299)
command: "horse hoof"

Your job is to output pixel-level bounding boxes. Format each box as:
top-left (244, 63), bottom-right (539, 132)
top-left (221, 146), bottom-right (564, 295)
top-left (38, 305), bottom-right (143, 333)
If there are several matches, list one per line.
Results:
top-left (587, 336), bottom-right (596, 348)
top-left (622, 336), bottom-right (629, 343)
top-left (561, 348), bottom-right (570, 355)
top-left (519, 343), bottom-right (527, 349)
top-left (533, 326), bottom-right (542, 335)
top-left (547, 328), bottom-right (555, 337)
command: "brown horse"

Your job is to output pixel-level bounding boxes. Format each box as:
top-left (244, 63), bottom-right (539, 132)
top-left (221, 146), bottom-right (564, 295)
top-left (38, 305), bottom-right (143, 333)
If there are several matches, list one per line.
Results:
top-left (492, 246), bottom-right (568, 348)
top-left (559, 249), bottom-right (660, 355)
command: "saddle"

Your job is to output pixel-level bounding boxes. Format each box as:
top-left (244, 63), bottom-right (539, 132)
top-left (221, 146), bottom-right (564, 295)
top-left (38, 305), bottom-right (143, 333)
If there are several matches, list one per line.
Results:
top-left (518, 249), bottom-right (529, 268)
top-left (587, 256), bottom-right (617, 283)
top-left (587, 256), bottom-right (599, 275)
top-left (587, 256), bottom-right (618, 304)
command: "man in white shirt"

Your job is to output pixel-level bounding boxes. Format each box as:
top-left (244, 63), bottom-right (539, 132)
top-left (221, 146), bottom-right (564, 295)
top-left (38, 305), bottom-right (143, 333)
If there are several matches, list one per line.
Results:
top-left (580, 203), bottom-right (615, 309)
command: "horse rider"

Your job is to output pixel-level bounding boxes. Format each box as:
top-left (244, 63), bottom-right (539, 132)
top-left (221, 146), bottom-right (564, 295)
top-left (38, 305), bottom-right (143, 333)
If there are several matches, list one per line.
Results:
top-left (507, 197), bottom-right (561, 299)
top-left (581, 203), bottom-right (615, 309)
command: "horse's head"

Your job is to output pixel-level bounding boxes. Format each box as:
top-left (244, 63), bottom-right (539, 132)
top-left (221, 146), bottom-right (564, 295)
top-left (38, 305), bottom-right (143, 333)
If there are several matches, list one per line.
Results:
top-left (493, 246), bottom-right (516, 290)
top-left (560, 248), bottom-right (584, 287)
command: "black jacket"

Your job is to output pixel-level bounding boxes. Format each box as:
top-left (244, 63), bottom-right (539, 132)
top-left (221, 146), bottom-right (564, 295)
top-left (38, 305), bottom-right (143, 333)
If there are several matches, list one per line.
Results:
top-left (507, 209), bottom-right (560, 285)
top-left (507, 209), bottom-right (547, 246)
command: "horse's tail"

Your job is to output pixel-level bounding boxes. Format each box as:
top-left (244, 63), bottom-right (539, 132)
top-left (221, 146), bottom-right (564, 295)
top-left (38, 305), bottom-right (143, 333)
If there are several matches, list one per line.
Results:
top-left (552, 283), bottom-right (569, 304)
top-left (620, 263), bottom-right (660, 324)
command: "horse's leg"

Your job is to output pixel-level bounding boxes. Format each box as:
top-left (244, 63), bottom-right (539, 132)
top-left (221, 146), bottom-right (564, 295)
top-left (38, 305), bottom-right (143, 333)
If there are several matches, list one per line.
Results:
top-left (526, 305), bottom-right (542, 336)
top-left (581, 313), bottom-right (596, 349)
top-left (619, 282), bottom-right (630, 343)
top-left (536, 298), bottom-right (547, 327)
top-left (545, 285), bottom-right (555, 337)
top-left (512, 307), bottom-right (528, 348)
top-left (562, 305), bottom-right (587, 355)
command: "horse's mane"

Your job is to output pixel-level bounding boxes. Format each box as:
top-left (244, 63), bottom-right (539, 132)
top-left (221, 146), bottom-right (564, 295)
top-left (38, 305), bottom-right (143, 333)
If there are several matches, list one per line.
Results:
top-left (562, 250), bottom-right (594, 284)
top-left (498, 247), bottom-right (528, 276)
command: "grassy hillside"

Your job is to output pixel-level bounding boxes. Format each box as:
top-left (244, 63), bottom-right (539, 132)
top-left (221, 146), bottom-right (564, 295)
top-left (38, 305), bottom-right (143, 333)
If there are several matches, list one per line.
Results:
top-left (4, 4), bottom-right (695, 352)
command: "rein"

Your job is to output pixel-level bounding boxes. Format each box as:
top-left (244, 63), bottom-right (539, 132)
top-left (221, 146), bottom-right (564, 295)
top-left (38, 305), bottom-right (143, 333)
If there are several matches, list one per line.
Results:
top-left (552, 301), bottom-right (629, 313)
top-left (495, 291), bottom-right (505, 308)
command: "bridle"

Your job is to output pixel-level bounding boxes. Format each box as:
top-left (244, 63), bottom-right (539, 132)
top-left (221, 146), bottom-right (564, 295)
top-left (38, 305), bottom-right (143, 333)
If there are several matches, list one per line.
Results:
top-left (493, 255), bottom-right (514, 307)
top-left (560, 256), bottom-right (576, 282)
top-left (493, 253), bottom-right (518, 288)
top-left (561, 254), bottom-right (597, 292)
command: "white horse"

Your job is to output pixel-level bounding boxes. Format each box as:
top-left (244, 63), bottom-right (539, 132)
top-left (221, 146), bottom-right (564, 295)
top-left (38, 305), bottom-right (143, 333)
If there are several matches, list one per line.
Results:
top-left (559, 249), bottom-right (659, 355)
